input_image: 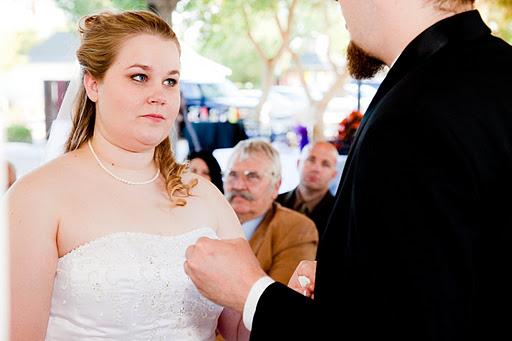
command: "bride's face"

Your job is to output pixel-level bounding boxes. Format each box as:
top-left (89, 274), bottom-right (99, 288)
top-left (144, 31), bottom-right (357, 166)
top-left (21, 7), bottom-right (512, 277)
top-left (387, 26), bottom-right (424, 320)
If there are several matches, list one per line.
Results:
top-left (85, 33), bottom-right (181, 152)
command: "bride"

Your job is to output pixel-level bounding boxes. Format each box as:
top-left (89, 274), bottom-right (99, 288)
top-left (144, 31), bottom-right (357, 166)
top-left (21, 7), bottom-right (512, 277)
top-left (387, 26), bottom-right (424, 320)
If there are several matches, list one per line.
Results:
top-left (7, 10), bottom-right (248, 340)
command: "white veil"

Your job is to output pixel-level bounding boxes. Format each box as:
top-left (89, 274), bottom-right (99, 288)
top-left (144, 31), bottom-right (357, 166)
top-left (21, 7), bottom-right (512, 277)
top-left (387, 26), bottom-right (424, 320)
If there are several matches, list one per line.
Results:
top-left (43, 64), bottom-right (81, 163)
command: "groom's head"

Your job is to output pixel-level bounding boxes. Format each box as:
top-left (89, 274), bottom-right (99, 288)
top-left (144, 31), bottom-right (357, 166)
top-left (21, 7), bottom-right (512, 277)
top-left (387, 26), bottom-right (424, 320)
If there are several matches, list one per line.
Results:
top-left (336, 0), bottom-right (475, 79)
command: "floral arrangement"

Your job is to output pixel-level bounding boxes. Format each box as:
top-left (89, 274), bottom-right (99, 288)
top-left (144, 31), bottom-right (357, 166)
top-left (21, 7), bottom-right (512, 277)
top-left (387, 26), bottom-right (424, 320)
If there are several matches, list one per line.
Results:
top-left (335, 110), bottom-right (364, 154)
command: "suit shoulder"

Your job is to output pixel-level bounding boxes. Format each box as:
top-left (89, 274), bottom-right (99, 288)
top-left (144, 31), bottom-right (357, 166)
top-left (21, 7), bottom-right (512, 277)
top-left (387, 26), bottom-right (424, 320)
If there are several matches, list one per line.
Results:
top-left (322, 191), bottom-right (335, 203)
top-left (276, 190), bottom-right (294, 206)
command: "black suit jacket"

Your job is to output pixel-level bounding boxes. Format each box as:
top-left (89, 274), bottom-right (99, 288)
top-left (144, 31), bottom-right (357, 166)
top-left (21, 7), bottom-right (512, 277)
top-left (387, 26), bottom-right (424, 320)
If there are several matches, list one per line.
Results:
top-left (277, 188), bottom-right (335, 239)
top-left (251, 11), bottom-right (512, 341)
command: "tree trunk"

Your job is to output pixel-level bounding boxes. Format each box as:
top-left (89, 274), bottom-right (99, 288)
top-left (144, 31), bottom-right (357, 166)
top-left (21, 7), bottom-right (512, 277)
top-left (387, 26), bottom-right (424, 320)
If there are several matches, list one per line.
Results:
top-left (255, 59), bottom-right (276, 120)
top-left (240, 0), bottom-right (298, 126)
top-left (148, 0), bottom-right (179, 26)
top-left (311, 71), bottom-right (349, 141)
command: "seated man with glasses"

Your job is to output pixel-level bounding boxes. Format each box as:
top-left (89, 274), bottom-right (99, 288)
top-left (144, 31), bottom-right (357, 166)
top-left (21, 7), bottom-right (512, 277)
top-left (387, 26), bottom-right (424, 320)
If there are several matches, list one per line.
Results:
top-left (223, 139), bottom-right (318, 285)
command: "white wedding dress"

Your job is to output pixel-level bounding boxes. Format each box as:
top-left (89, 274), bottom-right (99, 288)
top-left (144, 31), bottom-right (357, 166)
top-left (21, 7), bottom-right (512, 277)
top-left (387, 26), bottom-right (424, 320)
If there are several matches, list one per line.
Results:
top-left (45, 227), bottom-right (222, 340)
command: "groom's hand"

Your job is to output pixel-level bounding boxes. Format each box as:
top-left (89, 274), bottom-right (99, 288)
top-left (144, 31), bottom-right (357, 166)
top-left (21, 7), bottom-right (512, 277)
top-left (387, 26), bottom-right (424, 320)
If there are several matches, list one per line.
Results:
top-left (184, 237), bottom-right (267, 312)
top-left (288, 260), bottom-right (316, 298)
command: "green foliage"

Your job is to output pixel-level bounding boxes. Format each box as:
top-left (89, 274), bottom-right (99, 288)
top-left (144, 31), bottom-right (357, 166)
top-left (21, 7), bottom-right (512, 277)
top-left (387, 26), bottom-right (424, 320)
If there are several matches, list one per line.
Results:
top-left (6, 124), bottom-right (33, 143)
top-left (494, 0), bottom-right (512, 43)
top-left (478, 0), bottom-right (512, 43)
top-left (494, 0), bottom-right (512, 13)
top-left (179, 0), bottom-right (346, 86)
top-left (55, 0), bottom-right (147, 21)
top-left (187, 1), bottom-right (281, 84)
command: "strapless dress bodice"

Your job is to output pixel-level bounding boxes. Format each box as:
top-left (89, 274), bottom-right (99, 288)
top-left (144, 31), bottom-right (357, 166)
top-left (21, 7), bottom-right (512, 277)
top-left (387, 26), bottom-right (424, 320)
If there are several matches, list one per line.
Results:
top-left (45, 227), bottom-right (222, 340)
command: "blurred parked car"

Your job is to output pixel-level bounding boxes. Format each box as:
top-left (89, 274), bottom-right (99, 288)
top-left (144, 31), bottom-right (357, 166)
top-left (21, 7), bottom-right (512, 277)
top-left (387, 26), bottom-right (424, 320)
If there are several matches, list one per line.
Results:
top-left (238, 87), bottom-right (302, 136)
top-left (241, 80), bottom-right (381, 139)
top-left (180, 79), bottom-right (257, 123)
top-left (304, 79), bottom-right (381, 138)
top-left (180, 79), bottom-right (296, 138)
top-left (180, 77), bottom-right (382, 140)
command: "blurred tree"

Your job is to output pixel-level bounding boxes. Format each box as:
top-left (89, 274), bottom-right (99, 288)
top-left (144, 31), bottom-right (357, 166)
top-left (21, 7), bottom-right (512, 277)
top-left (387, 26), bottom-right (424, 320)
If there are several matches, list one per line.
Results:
top-left (480, 0), bottom-right (512, 42)
top-left (54, 0), bottom-right (512, 140)
top-left (180, 0), bottom-right (348, 140)
top-left (148, 0), bottom-right (180, 26)
top-left (0, 31), bottom-right (38, 71)
top-left (55, 0), bottom-right (180, 26)
top-left (284, 1), bottom-right (350, 140)
top-left (55, 0), bottom-right (146, 21)
top-left (180, 0), bottom-right (512, 140)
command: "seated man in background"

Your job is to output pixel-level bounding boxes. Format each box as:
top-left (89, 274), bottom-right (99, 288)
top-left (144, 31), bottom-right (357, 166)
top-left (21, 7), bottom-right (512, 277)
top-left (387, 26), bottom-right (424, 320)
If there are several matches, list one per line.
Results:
top-left (277, 141), bottom-right (338, 238)
top-left (224, 139), bottom-right (318, 284)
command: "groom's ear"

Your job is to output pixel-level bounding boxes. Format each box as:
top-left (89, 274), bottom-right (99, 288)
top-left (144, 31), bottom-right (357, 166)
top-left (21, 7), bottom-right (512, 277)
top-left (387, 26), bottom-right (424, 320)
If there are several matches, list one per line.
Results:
top-left (83, 71), bottom-right (99, 102)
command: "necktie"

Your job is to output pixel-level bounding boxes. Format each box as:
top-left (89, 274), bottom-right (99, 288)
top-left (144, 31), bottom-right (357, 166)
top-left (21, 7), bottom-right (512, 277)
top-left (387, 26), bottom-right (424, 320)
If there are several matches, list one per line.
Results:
top-left (297, 202), bottom-right (309, 215)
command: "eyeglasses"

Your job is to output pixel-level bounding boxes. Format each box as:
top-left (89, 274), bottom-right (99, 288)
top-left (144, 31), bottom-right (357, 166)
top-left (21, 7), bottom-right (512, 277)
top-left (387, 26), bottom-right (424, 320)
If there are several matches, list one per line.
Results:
top-left (223, 170), bottom-right (274, 186)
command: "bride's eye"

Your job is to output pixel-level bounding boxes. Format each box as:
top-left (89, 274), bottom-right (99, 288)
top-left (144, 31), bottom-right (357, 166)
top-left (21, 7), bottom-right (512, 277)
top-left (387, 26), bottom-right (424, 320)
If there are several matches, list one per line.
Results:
top-left (131, 74), bottom-right (147, 82)
top-left (163, 78), bottom-right (177, 87)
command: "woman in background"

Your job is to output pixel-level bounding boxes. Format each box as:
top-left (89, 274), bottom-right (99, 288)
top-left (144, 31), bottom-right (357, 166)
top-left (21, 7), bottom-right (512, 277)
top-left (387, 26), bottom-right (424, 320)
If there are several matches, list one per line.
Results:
top-left (188, 150), bottom-right (224, 193)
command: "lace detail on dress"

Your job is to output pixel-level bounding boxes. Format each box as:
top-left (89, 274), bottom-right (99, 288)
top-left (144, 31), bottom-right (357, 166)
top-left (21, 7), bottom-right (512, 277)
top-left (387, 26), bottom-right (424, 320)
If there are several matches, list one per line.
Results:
top-left (46, 228), bottom-right (222, 340)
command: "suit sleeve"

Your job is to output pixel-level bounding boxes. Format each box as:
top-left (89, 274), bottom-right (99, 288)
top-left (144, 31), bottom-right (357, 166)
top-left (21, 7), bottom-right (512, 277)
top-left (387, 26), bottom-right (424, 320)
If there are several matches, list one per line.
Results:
top-left (250, 282), bottom-right (320, 340)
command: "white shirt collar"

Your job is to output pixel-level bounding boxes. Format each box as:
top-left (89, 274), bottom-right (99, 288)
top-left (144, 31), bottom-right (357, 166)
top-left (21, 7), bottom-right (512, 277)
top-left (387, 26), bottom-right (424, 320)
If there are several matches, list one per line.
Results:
top-left (390, 55), bottom-right (400, 68)
top-left (241, 214), bottom-right (265, 240)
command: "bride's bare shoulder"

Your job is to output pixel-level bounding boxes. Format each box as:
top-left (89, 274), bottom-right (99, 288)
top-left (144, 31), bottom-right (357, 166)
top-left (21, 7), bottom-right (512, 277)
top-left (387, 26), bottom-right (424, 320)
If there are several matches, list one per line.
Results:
top-left (181, 171), bottom-right (221, 197)
top-left (7, 148), bottom-right (88, 196)
top-left (180, 171), bottom-right (243, 239)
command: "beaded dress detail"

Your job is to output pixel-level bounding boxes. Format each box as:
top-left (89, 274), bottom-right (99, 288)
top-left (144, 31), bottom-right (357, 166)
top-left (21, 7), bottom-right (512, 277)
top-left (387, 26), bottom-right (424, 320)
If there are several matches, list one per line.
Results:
top-left (45, 227), bottom-right (222, 340)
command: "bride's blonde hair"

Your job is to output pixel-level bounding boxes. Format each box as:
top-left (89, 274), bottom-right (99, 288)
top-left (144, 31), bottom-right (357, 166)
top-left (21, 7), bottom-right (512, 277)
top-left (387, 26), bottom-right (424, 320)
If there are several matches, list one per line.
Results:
top-left (66, 10), bottom-right (195, 206)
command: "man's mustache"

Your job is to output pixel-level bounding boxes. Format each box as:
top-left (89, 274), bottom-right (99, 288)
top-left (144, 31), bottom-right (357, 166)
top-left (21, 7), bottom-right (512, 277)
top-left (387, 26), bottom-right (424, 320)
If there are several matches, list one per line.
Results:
top-left (225, 190), bottom-right (255, 202)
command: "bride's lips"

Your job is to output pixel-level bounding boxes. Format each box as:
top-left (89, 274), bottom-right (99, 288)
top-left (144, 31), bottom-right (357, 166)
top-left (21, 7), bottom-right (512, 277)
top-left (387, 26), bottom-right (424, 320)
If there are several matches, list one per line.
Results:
top-left (142, 113), bottom-right (165, 122)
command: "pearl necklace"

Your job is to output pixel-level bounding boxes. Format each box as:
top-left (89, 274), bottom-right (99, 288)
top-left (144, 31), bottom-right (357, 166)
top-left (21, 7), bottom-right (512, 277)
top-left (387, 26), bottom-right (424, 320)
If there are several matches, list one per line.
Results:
top-left (88, 140), bottom-right (160, 185)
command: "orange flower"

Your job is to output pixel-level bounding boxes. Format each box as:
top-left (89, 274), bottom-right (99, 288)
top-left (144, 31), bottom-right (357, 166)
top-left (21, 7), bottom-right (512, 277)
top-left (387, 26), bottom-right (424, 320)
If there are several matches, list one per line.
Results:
top-left (337, 110), bottom-right (363, 144)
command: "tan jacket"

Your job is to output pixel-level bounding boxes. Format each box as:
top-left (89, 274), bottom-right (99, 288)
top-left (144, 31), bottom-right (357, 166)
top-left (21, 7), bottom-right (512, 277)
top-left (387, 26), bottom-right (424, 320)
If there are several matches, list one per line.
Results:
top-left (249, 202), bottom-right (319, 284)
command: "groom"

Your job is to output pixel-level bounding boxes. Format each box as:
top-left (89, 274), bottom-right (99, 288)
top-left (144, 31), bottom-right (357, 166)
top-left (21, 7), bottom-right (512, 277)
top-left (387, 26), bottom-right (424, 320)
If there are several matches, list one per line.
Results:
top-left (185, 0), bottom-right (512, 339)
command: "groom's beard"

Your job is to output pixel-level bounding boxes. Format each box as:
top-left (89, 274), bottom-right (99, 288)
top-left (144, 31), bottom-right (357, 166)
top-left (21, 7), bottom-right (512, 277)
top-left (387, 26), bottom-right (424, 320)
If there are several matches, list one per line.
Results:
top-left (346, 41), bottom-right (386, 80)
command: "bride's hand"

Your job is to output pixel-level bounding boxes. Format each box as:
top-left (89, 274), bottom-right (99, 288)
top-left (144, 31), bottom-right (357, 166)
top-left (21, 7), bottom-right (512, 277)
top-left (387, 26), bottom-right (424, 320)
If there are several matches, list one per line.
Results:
top-left (288, 260), bottom-right (316, 298)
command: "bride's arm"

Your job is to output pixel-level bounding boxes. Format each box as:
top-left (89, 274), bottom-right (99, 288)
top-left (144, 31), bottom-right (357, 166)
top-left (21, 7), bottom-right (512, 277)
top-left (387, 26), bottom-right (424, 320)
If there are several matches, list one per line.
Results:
top-left (189, 175), bottom-right (243, 240)
top-left (7, 170), bottom-right (59, 340)
top-left (191, 175), bottom-right (248, 339)
top-left (217, 308), bottom-right (250, 341)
